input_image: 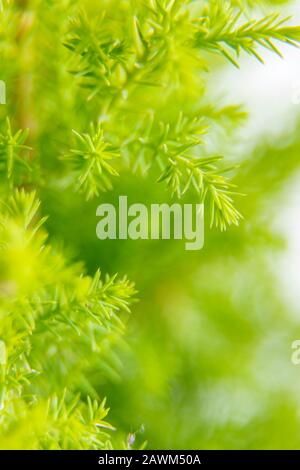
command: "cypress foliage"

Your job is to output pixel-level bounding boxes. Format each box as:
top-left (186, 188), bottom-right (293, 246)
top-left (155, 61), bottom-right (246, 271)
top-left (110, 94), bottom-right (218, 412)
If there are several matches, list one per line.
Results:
top-left (0, 0), bottom-right (298, 449)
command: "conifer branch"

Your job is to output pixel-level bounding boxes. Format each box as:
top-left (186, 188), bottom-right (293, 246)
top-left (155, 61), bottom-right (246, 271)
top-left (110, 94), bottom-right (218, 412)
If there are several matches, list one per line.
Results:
top-left (0, 190), bottom-right (136, 448)
top-left (0, 118), bottom-right (32, 185)
top-left (62, 1), bottom-right (300, 229)
top-left (194, 2), bottom-right (300, 66)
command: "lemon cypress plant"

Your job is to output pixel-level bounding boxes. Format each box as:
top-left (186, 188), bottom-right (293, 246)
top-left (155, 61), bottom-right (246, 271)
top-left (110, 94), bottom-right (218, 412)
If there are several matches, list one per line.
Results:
top-left (0, 0), bottom-right (299, 449)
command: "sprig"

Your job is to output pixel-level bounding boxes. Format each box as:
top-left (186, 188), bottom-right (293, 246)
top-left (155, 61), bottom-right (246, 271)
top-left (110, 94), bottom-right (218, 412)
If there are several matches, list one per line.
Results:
top-left (42, 392), bottom-right (114, 450)
top-left (158, 154), bottom-right (243, 230)
top-left (64, 11), bottom-right (127, 100)
top-left (194, 2), bottom-right (300, 66)
top-left (63, 123), bottom-right (120, 200)
top-left (0, 118), bottom-right (32, 184)
top-left (0, 190), bottom-right (136, 449)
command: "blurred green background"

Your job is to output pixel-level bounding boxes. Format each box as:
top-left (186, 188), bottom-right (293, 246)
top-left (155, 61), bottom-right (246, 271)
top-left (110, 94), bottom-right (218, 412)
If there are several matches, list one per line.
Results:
top-left (3, 0), bottom-right (300, 450)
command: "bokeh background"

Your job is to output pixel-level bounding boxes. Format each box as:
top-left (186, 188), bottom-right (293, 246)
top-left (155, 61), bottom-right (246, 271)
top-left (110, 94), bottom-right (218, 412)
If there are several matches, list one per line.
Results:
top-left (3, 0), bottom-right (300, 449)
top-left (41, 0), bottom-right (300, 449)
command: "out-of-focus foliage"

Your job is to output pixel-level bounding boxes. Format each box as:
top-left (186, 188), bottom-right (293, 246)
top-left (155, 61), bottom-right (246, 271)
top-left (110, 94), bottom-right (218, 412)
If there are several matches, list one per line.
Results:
top-left (0, 0), bottom-right (300, 450)
top-left (0, 188), bottom-right (136, 449)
